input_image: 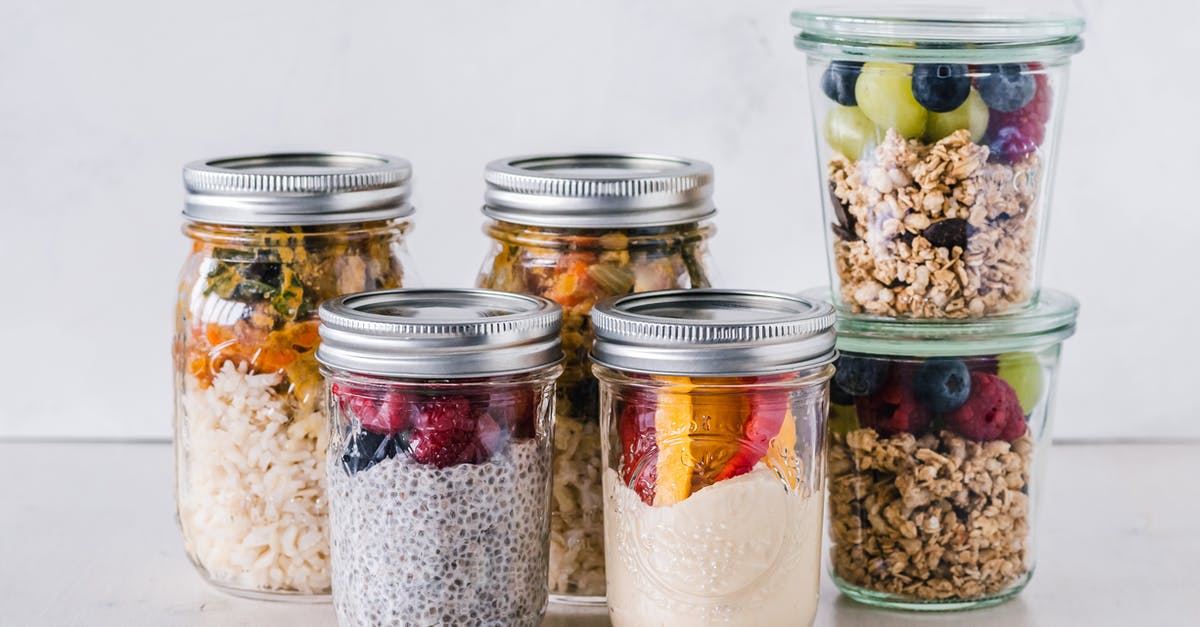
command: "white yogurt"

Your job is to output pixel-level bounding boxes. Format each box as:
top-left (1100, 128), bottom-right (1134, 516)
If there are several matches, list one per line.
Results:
top-left (603, 466), bottom-right (823, 627)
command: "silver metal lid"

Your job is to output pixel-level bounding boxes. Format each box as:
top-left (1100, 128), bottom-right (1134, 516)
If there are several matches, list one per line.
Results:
top-left (591, 289), bottom-right (837, 376)
top-left (482, 153), bottom-right (716, 228)
top-left (317, 288), bottom-right (562, 378)
top-left (183, 152), bottom-right (414, 226)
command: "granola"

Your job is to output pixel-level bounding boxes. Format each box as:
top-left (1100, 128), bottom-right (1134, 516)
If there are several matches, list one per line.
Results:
top-left (828, 129), bottom-right (1041, 318)
top-left (828, 427), bottom-right (1033, 601)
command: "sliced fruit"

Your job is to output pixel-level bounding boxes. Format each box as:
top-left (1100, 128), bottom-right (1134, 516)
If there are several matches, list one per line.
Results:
top-left (824, 105), bottom-right (882, 160)
top-left (716, 387), bottom-right (788, 482)
top-left (924, 88), bottom-right (989, 143)
top-left (997, 352), bottom-right (1044, 414)
top-left (652, 377), bottom-right (696, 507)
top-left (652, 377), bottom-right (749, 506)
top-left (855, 62), bottom-right (927, 138)
top-left (763, 406), bottom-right (800, 489)
top-left (619, 389), bottom-right (660, 505)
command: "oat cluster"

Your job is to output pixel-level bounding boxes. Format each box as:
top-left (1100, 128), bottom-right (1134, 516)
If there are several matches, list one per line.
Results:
top-left (828, 427), bottom-right (1033, 601)
top-left (829, 129), bottom-right (1042, 318)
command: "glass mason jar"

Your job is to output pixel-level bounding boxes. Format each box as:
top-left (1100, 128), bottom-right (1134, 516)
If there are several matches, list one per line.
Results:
top-left (316, 289), bottom-right (563, 627)
top-left (475, 153), bottom-right (718, 603)
top-left (803, 287), bottom-right (1079, 610)
top-left (590, 290), bottom-right (837, 627)
top-left (173, 152), bottom-right (416, 599)
top-left (792, 10), bottom-right (1084, 318)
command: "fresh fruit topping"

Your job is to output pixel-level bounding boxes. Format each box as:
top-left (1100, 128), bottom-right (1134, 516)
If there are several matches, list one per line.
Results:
top-left (946, 372), bottom-right (1025, 442)
top-left (828, 402), bottom-right (860, 435)
top-left (409, 395), bottom-right (478, 468)
top-left (824, 105), bottom-right (882, 160)
top-left (985, 74), bottom-right (1052, 163)
top-left (716, 388), bottom-right (789, 482)
top-left (834, 355), bottom-right (889, 398)
top-left (619, 389), bottom-right (660, 505)
top-left (913, 358), bottom-right (971, 412)
top-left (652, 378), bottom-right (698, 507)
top-left (855, 62), bottom-right (927, 139)
top-left (911, 63), bottom-right (970, 113)
top-left (922, 218), bottom-right (969, 249)
top-left (342, 428), bottom-right (398, 475)
top-left (821, 60), bottom-right (863, 106)
top-left (856, 376), bottom-right (932, 436)
top-left (334, 386), bottom-right (416, 434)
top-left (487, 386), bottom-right (537, 439)
top-left (997, 352), bottom-right (1044, 414)
top-left (977, 64), bottom-right (1037, 112)
top-left (924, 88), bottom-right (989, 142)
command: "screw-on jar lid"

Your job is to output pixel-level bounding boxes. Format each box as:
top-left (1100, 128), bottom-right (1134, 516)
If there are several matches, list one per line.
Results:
top-left (183, 152), bottom-right (414, 226)
top-left (590, 289), bottom-right (837, 376)
top-left (800, 287), bottom-right (1079, 356)
top-left (482, 153), bottom-right (715, 228)
top-left (317, 288), bottom-right (562, 378)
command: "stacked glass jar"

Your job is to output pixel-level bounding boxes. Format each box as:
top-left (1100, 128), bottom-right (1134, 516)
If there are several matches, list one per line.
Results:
top-left (792, 9), bottom-right (1084, 610)
top-left (475, 153), bottom-right (718, 603)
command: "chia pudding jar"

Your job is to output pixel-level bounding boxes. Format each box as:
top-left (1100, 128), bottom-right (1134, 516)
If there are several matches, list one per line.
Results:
top-left (792, 9), bottom-right (1084, 318)
top-left (475, 153), bottom-right (718, 603)
top-left (590, 290), bottom-right (837, 627)
top-left (173, 152), bottom-right (416, 599)
top-left (802, 287), bottom-right (1078, 610)
top-left (316, 289), bottom-right (563, 627)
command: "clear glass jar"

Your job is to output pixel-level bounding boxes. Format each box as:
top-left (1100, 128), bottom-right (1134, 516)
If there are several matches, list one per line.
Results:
top-left (173, 152), bottom-right (416, 599)
top-left (804, 287), bottom-right (1079, 610)
top-left (792, 10), bottom-right (1084, 318)
top-left (590, 290), bottom-right (837, 627)
top-left (475, 153), bottom-right (718, 602)
top-left (316, 289), bottom-right (563, 627)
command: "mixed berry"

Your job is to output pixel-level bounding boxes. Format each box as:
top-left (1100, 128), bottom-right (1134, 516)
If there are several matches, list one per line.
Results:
top-left (830, 352), bottom-right (1044, 443)
top-left (331, 382), bottom-right (538, 474)
top-left (820, 60), bottom-right (1052, 163)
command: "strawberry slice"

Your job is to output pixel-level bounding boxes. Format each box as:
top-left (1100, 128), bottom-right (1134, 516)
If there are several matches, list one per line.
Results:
top-left (618, 388), bottom-right (659, 505)
top-left (715, 385), bottom-right (790, 482)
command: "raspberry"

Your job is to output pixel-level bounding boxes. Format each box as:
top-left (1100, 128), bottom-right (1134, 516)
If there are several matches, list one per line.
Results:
top-left (335, 386), bottom-right (416, 434)
top-left (985, 74), bottom-right (1052, 164)
top-left (409, 396), bottom-right (477, 468)
top-left (855, 374), bottom-right (932, 436)
top-left (946, 373), bottom-right (1025, 442)
top-left (486, 387), bottom-right (536, 439)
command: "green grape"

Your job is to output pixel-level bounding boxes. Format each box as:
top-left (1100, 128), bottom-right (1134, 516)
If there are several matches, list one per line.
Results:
top-left (924, 87), bottom-right (989, 143)
top-left (854, 62), bottom-right (927, 139)
top-left (829, 402), bottom-right (860, 435)
top-left (997, 352), bottom-right (1044, 415)
top-left (824, 105), bottom-right (882, 159)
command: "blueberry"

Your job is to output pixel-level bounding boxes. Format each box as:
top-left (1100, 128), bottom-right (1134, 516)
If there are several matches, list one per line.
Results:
top-left (342, 429), bottom-right (397, 475)
top-left (914, 358), bottom-right (971, 412)
top-left (821, 60), bottom-right (863, 106)
top-left (977, 64), bottom-right (1036, 112)
top-left (911, 64), bottom-right (970, 113)
top-left (833, 355), bottom-right (889, 398)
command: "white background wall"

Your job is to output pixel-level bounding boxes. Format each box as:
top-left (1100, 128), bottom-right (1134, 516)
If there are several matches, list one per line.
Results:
top-left (0, 0), bottom-right (1194, 441)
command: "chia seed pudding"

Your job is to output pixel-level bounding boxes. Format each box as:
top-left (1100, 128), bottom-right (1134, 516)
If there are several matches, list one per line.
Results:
top-left (330, 439), bottom-right (550, 627)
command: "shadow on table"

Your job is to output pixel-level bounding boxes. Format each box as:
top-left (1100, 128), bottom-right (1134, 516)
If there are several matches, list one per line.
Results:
top-left (827, 594), bottom-right (1035, 626)
top-left (542, 603), bottom-right (610, 627)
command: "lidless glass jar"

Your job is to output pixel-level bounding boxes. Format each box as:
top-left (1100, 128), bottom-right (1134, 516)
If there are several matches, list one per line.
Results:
top-left (590, 290), bottom-right (837, 627)
top-left (803, 287), bottom-right (1079, 610)
top-left (476, 153), bottom-right (717, 602)
top-left (316, 289), bottom-right (562, 627)
top-left (173, 153), bottom-right (416, 599)
top-left (793, 10), bottom-right (1084, 318)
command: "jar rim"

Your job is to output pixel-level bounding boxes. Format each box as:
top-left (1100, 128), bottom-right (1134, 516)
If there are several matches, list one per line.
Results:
top-left (801, 287), bottom-right (1079, 356)
top-left (792, 6), bottom-right (1084, 63)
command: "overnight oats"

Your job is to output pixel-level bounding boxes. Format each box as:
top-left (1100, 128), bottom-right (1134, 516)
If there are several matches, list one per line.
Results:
top-left (317, 289), bottom-right (562, 627)
top-left (591, 290), bottom-right (836, 626)
top-left (793, 10), bottom-right (1084, 317)
top-left (476, 153), bottom-right (717, 602)
top-left (173, 152), bottom-right (415, 598)
top-left (807, 287), bottom-right (1079, 610)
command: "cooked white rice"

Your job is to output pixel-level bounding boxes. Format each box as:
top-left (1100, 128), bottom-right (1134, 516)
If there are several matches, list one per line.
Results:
top-left (177, 361), bottom-right (330, 594)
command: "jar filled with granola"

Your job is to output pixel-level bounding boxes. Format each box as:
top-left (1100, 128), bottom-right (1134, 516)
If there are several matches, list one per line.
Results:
top-left (476, 153), bottom-right (718, 603)
top-left (590, 289), bottom-right (836, 627)
top-left (803, 287), bottom-right (1078, 610)
top-left (317, 289), bottom-right (562, 627)
top-left (792, 9), bottom-right (1084, 318)
top-left (173, 152), bottom-right (416, 599)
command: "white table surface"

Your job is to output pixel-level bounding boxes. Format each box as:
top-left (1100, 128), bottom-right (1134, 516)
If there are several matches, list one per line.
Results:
top-left (1, 441), bottom-right (1196, 626)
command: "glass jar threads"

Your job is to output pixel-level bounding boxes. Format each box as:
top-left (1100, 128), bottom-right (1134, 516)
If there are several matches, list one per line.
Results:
top-left (792, 10), bottom-right (1084, 318)
top-left (476, 153), bottom-right (718, 602)
top-left (317, 289), bottom-right (562, 627)
top-left (807, 287), bottom-right (1078, 610)
top-left (173, 152), bottom-right (416, 599)
top-left (590, 289), bottom-right (836, 627)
